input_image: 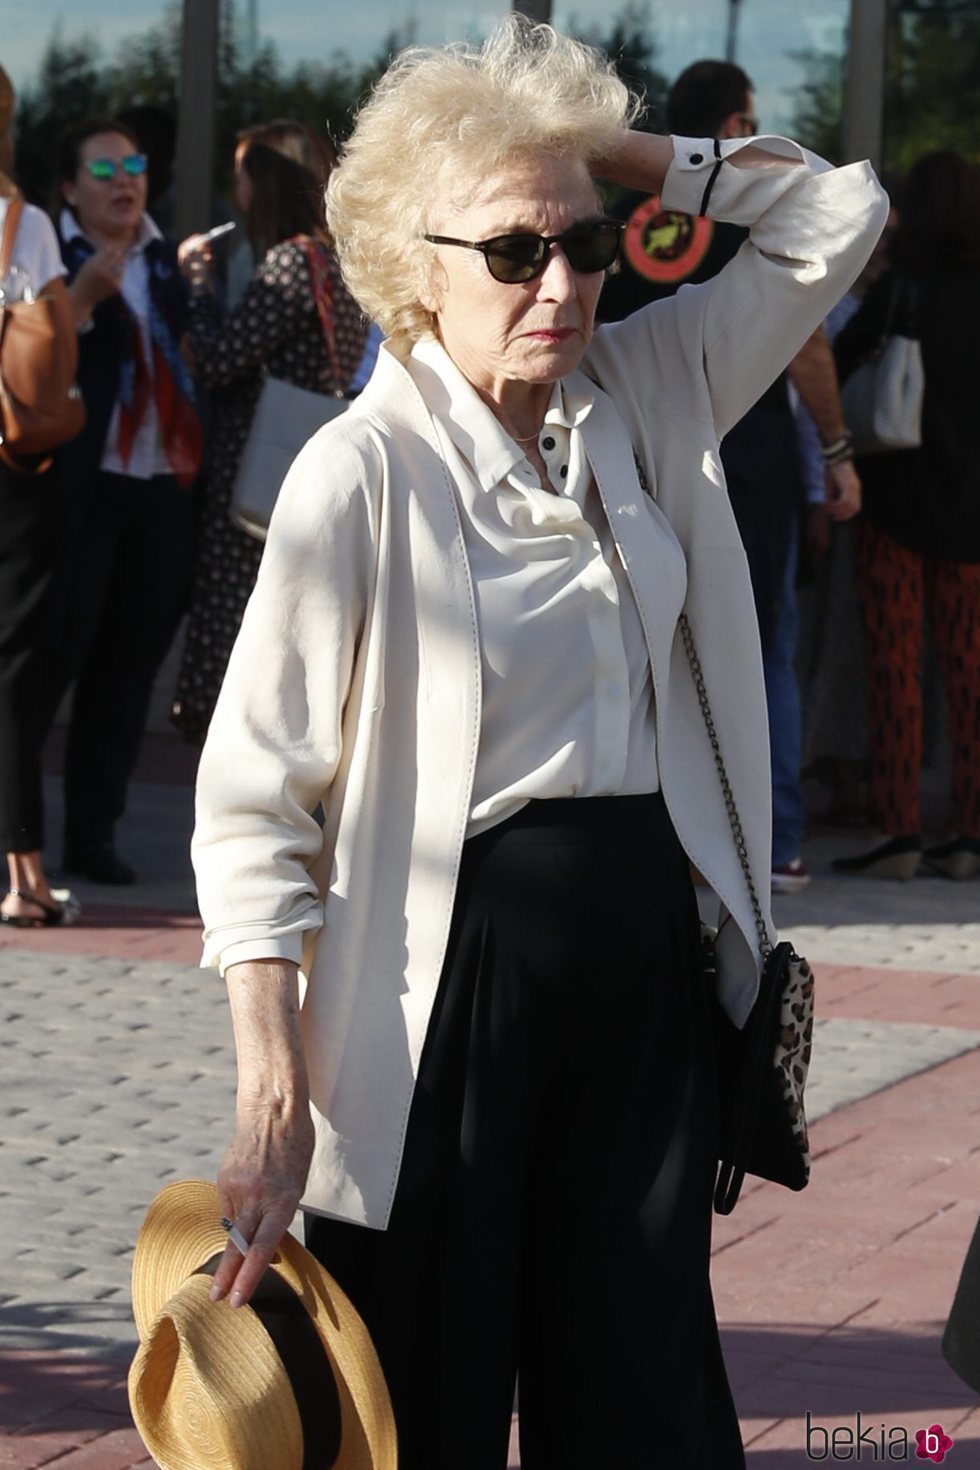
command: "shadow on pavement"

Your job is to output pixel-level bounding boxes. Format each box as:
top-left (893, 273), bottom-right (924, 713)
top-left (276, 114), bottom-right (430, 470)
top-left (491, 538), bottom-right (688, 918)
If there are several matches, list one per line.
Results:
top-left (0, 1302), bottom-right (136, 1369)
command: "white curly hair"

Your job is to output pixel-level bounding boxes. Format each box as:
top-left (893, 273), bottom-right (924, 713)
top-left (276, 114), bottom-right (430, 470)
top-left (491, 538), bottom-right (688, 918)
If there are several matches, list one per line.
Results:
top-left (326, 17), bottom-right (640, 345)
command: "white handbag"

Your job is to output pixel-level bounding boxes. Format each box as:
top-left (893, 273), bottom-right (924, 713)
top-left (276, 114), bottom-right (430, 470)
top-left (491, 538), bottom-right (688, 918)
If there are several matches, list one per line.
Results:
top-left (230, 376), bottom-right (347, 540)
top-left (230, 236), bottom-right (350, 541)
top-left (839, 278), bottom-right (924, 457)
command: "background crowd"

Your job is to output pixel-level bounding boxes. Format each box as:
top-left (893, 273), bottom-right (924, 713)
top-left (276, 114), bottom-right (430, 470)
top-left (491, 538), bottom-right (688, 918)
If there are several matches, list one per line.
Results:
top-left (0, 40), bottom-right (978, 930)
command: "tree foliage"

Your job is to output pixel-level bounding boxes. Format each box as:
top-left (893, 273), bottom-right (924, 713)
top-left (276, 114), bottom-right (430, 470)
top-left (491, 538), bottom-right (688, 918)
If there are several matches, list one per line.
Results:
top-left (14, 29), bottom-right (111, 205)
top-left (576, 1), bottom-right (669, 129)
top-left (13, 2), bottom-right (401, 207)
top-left (13, 1), bottom-right (668, 208)
top-left (884, 0), bottom-right (980, 174)
top-left (788, 0), bottom-right (980, 180)
top-left (784, 48), bottom-right (844, 163)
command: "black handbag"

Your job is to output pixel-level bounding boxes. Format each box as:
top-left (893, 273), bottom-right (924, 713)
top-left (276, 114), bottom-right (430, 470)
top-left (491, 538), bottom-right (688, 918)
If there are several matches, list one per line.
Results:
top-left (678, 611), bottom-right (815, 1216)
top-left (631, 453), bottom-right (815, 1213)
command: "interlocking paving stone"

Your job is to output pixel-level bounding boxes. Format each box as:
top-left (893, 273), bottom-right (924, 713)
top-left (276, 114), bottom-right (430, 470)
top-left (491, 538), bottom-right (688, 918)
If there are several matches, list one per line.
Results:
top-left (3, 753), bottom-right (972, 1463)
top-left (784, 922), bottom-right (980, 975)
top-left (807, 1016), bottom-right (980, 1120)
top-left (1, 954), bottom-right (234, 1355)
top-left (3, 942), bottom-right (977, 1363)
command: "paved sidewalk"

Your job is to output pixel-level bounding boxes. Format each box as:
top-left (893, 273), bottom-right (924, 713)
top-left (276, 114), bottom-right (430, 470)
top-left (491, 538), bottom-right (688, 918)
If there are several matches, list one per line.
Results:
top-left (1, 751), bottom-right (979, 1466)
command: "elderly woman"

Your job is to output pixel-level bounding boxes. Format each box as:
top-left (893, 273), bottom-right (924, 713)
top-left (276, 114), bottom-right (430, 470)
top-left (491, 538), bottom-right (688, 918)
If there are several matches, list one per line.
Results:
top-left (193, 21), bottom-right (886, 1469)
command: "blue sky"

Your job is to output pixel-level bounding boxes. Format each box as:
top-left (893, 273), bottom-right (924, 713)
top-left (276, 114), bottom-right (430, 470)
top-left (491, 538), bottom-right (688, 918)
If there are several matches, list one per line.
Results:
top-left (1, 1), bottom-right (848, 135)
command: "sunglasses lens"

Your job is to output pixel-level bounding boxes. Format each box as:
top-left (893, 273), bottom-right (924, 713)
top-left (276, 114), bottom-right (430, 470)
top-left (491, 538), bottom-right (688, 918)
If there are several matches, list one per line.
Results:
top-left (485, 235), bottom-right (546, 284)
top-left (484, 222), bottom-right (621, 282)
top-left (563, 221), bottom-right (621, 273)
top-left (122, 154), bottom-right (148, 176)
top-left (88, 159), bottom-right (116, 180)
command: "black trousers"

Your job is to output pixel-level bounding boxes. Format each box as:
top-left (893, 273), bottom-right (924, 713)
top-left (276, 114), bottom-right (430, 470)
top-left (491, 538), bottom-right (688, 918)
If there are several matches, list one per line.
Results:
top-left (0, 462), bottom-right (60, 852)
top-left (306, 794), bottom-right (745, 1470)
top-left (41, 470), bottom-right (194, 851)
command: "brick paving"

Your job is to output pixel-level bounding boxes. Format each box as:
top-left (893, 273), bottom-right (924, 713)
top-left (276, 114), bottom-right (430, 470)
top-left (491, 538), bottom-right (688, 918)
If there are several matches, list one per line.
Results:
top-left (2, 749), bottom-right (979, 1466)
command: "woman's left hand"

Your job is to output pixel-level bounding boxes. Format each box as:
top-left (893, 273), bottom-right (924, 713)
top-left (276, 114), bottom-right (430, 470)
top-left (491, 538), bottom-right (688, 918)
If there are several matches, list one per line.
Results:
top-left (210, 1097), bottom-right (315, 1308)
top-left (208, 959), bottom-right (314, 1308)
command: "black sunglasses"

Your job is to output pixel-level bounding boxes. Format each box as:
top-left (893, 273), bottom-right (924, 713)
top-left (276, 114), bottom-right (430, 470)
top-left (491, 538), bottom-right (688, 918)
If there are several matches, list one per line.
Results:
top-left (423, 217), bottom-right (623, 284)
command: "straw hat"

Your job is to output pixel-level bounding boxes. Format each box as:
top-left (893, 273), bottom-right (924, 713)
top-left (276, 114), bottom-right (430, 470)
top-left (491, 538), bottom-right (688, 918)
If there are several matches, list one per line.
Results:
top-left (128, 1179), bottom-right (398, 1470)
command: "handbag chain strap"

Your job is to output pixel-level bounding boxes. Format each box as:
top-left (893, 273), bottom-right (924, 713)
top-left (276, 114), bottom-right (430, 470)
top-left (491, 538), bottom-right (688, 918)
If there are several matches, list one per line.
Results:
top-left (633, 454), bottom-right (771, 959)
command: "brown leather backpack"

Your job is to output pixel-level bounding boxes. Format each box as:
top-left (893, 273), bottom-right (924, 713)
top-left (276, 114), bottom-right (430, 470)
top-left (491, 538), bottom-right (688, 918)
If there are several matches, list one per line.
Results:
top-left (0, 192), bottom-right (85, 474)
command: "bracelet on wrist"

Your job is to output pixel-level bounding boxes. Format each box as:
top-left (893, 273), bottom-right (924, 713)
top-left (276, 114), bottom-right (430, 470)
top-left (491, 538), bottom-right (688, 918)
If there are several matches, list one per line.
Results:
top-left (821, 432), bottom-right (854, 468)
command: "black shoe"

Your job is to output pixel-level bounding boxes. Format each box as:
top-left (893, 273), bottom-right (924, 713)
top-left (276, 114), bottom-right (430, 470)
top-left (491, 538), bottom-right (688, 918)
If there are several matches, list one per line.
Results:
top-left (922, 836), bottom-right (980, 881)
top-left (62, 841), bottom-right (137, 886)
top-left (831, 834), bottom-right (922, 880)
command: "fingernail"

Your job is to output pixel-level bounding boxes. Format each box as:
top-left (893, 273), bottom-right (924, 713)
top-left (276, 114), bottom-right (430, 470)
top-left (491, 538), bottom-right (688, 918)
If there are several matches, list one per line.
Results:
top-left (230, 1290), bottom-right (244, 1309)
top-left (209, 1283), bottom-right (226, 1302)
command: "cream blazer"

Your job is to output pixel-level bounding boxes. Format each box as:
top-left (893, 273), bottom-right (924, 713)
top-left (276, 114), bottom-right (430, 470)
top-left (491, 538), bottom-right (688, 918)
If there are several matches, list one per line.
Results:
top-left (193, 135), bottom-right (889, 1229)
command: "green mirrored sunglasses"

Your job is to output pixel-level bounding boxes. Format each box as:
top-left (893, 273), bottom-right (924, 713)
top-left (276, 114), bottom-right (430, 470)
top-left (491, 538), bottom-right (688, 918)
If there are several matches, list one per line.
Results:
top-left (85, 154), bottom-right (148, 181)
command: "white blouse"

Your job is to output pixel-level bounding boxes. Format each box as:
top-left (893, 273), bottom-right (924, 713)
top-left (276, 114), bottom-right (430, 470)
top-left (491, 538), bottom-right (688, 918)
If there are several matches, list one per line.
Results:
top-left (0, 197), bottom-right (65, 296)
top-left (408, 336), bottom-right (661, 837)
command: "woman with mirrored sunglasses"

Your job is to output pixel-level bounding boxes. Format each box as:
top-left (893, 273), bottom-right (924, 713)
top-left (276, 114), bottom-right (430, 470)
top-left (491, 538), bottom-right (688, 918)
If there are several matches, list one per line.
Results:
top-left (37, 115), bottom-right (202, 886)
top-left (192, 20), bottom-right (888, 1469)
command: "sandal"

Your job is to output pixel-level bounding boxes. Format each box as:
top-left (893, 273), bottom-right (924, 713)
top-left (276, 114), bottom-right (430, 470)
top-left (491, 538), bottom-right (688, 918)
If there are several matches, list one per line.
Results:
top-left (0, 886), bottom-right (82, 928)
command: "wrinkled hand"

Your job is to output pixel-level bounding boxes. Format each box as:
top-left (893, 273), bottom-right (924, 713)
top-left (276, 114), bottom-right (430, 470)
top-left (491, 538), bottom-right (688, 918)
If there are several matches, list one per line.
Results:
top-left (826, 458), bottom-right (862, 522)
top-left (210, 1099), bottom-right (315, 1308)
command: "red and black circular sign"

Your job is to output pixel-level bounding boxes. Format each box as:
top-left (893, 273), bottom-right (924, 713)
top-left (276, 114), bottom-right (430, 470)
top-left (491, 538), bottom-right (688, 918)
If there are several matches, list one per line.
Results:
top-left (623, 195), bottom-right (715, 285)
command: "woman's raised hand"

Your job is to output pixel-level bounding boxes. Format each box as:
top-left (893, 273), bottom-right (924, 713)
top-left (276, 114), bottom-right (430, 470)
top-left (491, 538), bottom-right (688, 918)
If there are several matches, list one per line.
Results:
top-left (69, 246), bottom-right (126, 325)
top-left (177, 234), bottom-right (214, 283)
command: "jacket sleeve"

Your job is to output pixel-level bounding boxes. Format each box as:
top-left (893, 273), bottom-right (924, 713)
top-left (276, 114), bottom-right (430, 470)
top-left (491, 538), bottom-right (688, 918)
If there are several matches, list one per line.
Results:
top-left (588, 135), bottom-right (890, 440)
top-left (191, 421), bottom-right (380, 972)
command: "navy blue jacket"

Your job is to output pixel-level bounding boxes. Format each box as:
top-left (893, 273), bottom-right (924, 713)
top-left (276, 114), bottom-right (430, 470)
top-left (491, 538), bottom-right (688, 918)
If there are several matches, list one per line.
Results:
top-left (56, 223), bottom-right (193, 499)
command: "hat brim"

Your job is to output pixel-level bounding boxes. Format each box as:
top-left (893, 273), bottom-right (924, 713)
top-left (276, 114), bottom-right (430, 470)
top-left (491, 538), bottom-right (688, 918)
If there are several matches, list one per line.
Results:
top-left (131, 1179), bottom-right (397, 1470)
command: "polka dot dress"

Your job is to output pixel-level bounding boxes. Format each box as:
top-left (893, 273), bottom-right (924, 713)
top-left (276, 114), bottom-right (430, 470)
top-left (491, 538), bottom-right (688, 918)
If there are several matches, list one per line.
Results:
top-left (171, 238), bottom-right (368, 742)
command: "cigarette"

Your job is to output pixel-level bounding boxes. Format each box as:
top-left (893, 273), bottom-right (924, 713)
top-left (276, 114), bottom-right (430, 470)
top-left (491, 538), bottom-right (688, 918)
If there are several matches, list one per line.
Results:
top-left (203, 221), bottom-right (237, 242)
top-left (219, 1217), bottom-right (251, 1255)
